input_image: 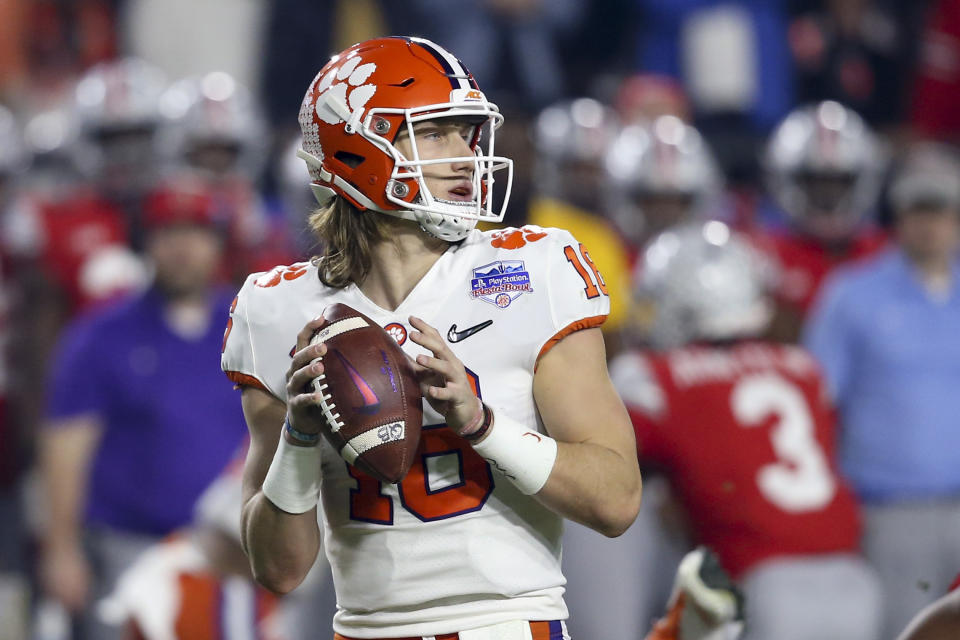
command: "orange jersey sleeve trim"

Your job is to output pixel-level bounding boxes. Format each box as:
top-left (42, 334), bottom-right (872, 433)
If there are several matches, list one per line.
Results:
top-left (535, 315), bottom-right (607, 369)
top-left (225, 370), bottom-right (269, 392)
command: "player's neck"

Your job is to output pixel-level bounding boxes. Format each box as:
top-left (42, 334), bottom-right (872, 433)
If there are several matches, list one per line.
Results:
top-left (359, 225), bottom-right (449, 311)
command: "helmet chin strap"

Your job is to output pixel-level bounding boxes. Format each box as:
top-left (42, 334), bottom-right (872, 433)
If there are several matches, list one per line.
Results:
top-left (381, 203), bottom-right (476, 242)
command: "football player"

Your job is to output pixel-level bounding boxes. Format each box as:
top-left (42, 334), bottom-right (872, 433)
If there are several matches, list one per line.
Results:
top-left (758, 100), bottom-right (888, 342)
top-left (611, 221), bottom-right (882, 640)
top-left (221, 37), bottom-right (642, 640)
top-left (564, 113), bottom-right (724, 639)
top-left (605, 114), bottom-right (724, 253)
top-left (644, 547), bottom-right (745, 640)
top-left (158, 71), bottom-right (295, 280)
top-left (99, 445), bottom-right (288, 640)
top-left (11, 57), bottom-right (167, 314)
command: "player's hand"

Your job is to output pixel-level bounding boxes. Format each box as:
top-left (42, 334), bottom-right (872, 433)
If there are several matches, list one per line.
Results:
top-left (40, 540), bottom-right (90, 612)
top-left (408, 315), bottom-right (482, 435)
top-left (284, 317), bottom-right (330, 436)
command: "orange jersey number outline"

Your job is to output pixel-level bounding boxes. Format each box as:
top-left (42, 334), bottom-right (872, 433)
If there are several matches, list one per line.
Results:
top-left (564, 243), bottom-right (608, 299)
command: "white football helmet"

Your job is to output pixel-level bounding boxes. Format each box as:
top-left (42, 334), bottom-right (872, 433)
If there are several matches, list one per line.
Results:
top-left (159, 71), bottom-right (266, 179)
top-left (21, 105), bottom-right (83, 192)
top-left (638, 221), bottom-right (774, 348)
top-left (764, 101), bottom-right (885, 241)
top-left (606, 115), bottom-right (723, 245)
top-left (72, 57), bottom-right (167, 189)
top-left (532, 97), bottom-right (620, 210)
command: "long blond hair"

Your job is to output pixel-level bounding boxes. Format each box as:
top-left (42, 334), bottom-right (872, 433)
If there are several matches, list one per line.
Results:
top-left (309, 197), bottom-right (392, 289)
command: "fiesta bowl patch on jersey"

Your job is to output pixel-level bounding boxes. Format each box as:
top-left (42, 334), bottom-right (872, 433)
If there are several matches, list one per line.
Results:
top-left (309, 303), bottom-right (422, 483)
top-left (470, 260), bottom-right (533, 308)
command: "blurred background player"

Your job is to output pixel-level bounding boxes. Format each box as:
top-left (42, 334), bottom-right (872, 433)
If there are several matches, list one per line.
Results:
top-left (611, 221), bottom-right (882, 640)
top-left (759, 99), bottom-right (888, 342)
top-left (604, 114), bottom-right (725, 256)
top-left (99, 443), bottom-right (288, 640)
top-left (158, 70), bottom-right (295, 280)
top-left (562, 113), bottom-right (725, 638)
top-left (5, 58), bottom-right (165, 458)
top-left (644, 546), bottom-right (745, 640)
top-left (11, 56), bottom-right (164, 313)
top-left (37, 174), bottom-right (249, 640)
top-left (527, 96), bottom-right (632, 355)
top-left (803, 142), bottom-right (960, 638)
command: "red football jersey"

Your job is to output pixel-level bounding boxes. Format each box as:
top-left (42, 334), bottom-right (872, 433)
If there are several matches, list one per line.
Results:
top-left (611, 341), bottom-right (861, 578)
top-left (12, 188), bottom-right (140, 312)
top-left (757, 229), bottom-right (887, 315)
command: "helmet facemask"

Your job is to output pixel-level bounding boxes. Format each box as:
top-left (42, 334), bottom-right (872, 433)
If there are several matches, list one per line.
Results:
top-left (372, 102), bottom-right (513, 241)
top-left (298, 99), bottom-right (513, 243)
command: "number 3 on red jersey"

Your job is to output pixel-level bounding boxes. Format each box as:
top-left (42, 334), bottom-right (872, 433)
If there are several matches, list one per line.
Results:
top-left (348, 369), bottom-right (494, 524)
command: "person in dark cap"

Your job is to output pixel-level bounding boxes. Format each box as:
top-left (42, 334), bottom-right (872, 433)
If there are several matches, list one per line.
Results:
top-left (36, 173), bottom-right (248, 640)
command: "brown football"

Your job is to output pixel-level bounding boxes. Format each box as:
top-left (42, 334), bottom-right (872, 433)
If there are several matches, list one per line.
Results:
top-left (309, 303), bottom-right (422, 483)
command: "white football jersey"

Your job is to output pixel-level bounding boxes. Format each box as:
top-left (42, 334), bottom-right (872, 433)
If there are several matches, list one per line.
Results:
top-left (222, 226), bottom-right (609, 637)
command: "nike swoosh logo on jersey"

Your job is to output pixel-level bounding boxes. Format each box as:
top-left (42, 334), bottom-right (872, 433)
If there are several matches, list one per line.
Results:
top-left (447, 320), bottom-right (493, 343)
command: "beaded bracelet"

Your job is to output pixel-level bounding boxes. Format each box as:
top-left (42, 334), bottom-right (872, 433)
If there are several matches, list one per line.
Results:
top-left (463, 403), bottom-right (494, 443)
top-left (285, 418), bottom-right (321, 446)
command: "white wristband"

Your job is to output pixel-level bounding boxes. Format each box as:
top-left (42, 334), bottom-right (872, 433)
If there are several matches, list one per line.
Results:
top-left (261, 435), bottom-right (321, 514)
top-left (470, 408), bottom-right (558, 495)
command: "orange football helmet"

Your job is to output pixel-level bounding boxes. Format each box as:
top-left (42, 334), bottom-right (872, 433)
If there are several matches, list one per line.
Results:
top-left (297, 36), bottom-right (513, 241)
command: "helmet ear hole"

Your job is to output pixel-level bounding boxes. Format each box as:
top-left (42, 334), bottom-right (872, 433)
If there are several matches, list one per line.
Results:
top-left (334, 150), bottom-right (365, 169)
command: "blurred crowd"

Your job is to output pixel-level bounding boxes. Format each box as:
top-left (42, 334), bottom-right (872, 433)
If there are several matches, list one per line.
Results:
top-left (1, 0), bottom-right (960, 639)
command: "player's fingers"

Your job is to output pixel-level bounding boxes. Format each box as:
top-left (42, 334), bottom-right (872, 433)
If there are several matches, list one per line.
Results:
top-left (296, 317), bottom-right (329, 352)
top-left (287, 360), bottom-right (323, 393)
top-left (408, 316), bottom-right (451, 357)
top-left (288, 341), bottom-right (327, 378)
top-left (425, 385), bottom-right (453, 402)
top-left (288, 389), bottom-right (325, 413)
top-left (414, 353), bottom-right (457, 379)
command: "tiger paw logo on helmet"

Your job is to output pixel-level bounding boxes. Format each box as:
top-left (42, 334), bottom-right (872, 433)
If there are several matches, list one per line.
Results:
top-left (310, 56), bottom-right (378, 126)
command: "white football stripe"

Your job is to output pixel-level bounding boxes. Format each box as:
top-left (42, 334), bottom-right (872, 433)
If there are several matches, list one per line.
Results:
top-left (310, 316), bottom-right (368, 345)
top-left (340, 421), bottom-right (406, 464)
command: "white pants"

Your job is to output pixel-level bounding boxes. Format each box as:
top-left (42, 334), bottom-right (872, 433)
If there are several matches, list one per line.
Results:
top-left (739, 554), bottom-right (882, 640)
top-left (862, 499), bottom-right (960, 639)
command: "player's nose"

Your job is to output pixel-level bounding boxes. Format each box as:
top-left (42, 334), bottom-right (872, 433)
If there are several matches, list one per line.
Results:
top-left (450, 137), bottom-right (474, 173)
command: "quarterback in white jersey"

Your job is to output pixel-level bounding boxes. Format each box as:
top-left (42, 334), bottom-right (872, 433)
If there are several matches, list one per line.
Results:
top-left (220, 37), bottom-right (641, 640)
top-left (225, 224), bottom-right (610, 635)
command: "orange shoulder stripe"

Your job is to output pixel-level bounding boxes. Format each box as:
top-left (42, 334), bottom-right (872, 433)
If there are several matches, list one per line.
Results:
top-left (225, 371), bottom-right (269, 392)
top-left (535, 314), bottom-right (607, 369)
